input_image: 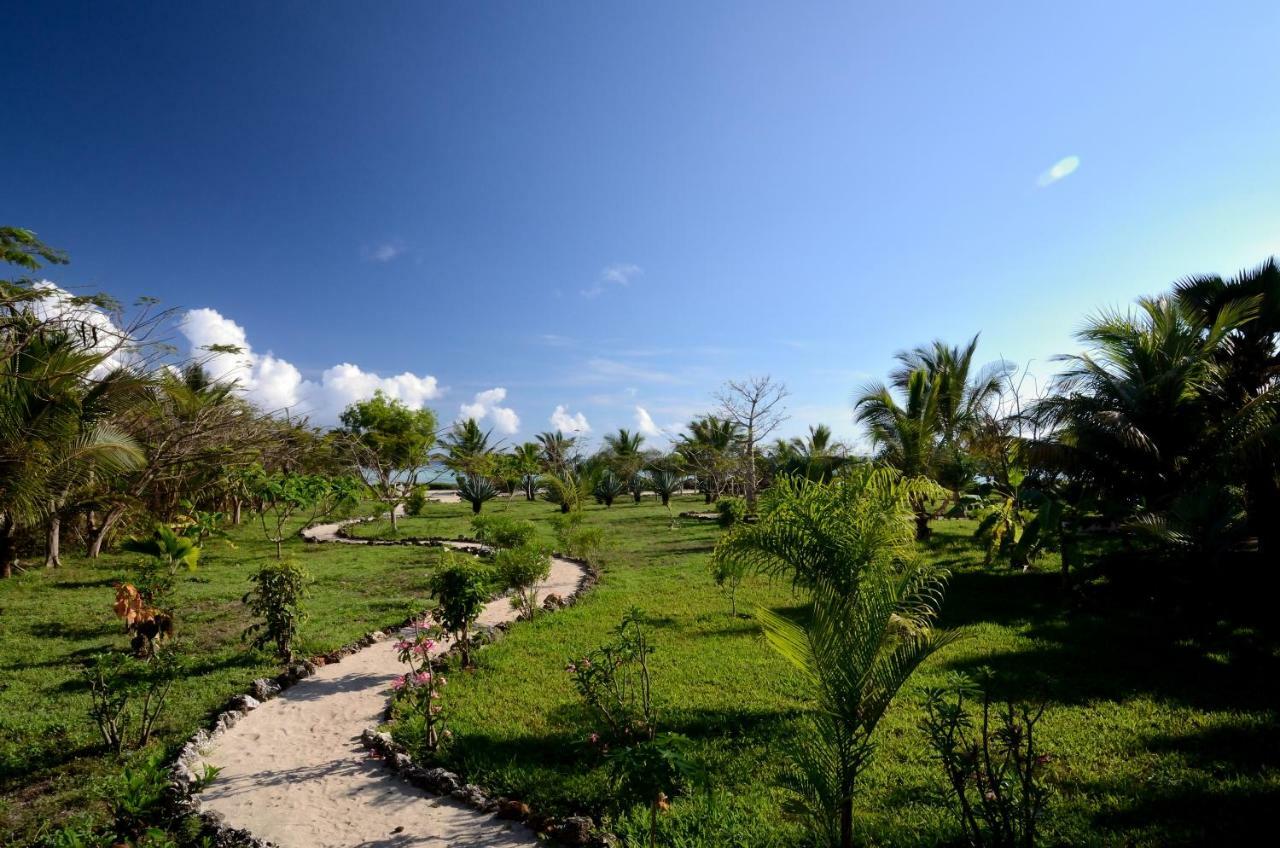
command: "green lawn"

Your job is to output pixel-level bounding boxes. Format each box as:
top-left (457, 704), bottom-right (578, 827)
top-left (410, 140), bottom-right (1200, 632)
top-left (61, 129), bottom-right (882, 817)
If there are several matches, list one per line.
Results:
top-left (370, 497), bottom-right (1280, 847)
top-left (3, 495), bottom-right (1277, 846)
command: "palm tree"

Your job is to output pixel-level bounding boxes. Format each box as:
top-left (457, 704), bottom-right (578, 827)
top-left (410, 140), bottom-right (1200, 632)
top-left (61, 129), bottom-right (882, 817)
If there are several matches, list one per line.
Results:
top-left (779, 424), bottom-right (848, 483)
top-left (1031, 296), bottom-right (1256, 521)
top-left (855, 369), bottom-right (943, 538)
top-left (510, 442), bottom-right (543, 500)
top-left (536, 430), bottom-right (577, 472)
top-left (677, 415), bottom-right (741, 503)
top-left (890, 335), bottom-right (1007, 446)
top-left (712, 469), bottom-right (955, 848)
top-left (0, 323), bottom-right (143, 576)
top-left (440, 418), bottom-right (495, 477)
top-left (1174, 258), bottom-right (1280, 553)
top-left (603, 427), bottom-right (645, 458)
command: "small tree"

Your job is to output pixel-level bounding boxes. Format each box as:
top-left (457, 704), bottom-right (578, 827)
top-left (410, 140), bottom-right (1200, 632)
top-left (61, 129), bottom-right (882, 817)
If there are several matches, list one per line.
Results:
top-left (250, 469), bottom-right (359, 557)
top-left (493, 543), bottom-right (552, 618)
top-left (340, 392), bottom-right (438, 532)
top-left (243, 560), bottom-right (309, 662)
top-left (428, 550), bottom-right (492, 667)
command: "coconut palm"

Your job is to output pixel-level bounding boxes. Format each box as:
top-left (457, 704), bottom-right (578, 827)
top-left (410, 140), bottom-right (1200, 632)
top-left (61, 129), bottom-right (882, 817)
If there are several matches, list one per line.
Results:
top-left (855, 369), bottom-right (944, 538)
top-left (713, 468), bottom-right (955, 848)
top-left (677, 415), bottom-right (741, 503)
top-left (510, 442), bottom-right (543, 500)
top-left (536, 430), bottom-right (577, 472)
top-left (890, 335), bottom-right (1008, 446)
top-left (777, 424), bottom-right (848, 483)
top-left (440, 418), bottom-right (495, 477)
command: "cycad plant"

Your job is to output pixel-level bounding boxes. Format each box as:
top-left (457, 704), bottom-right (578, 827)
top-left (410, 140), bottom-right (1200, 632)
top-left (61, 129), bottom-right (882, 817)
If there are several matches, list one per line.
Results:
top-left (594, 471), bottom-right (628, 507)
top-left (713, 468), bottom-right (956, 848)
top-left (647, 469), bottom-right (683, 508)
top-left (457, 473), bottom-right (498, 514)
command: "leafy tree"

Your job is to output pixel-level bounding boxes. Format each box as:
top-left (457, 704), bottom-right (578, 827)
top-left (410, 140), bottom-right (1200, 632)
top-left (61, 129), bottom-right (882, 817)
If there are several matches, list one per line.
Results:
top-left (243, 559), bottom-right (309, 662)
top-left (428, 549), bottom-right (493, 667)
top-left (248, 468), bottom-right (359, 557)
top-left (716, 469), bottom-right (955, 848)
top-left (340, 391), bottom-right (437, 531)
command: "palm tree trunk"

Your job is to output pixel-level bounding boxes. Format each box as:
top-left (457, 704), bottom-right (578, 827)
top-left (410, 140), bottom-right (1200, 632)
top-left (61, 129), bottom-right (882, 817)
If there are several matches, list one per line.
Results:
top-left (840, 795), bottom-right (853, 848)
top-left (45, 510), bottom-right (62, 568)
top-left (0, 516), bottom-right (16, 579)
top-left (89, 505), bottom-right (126, 558)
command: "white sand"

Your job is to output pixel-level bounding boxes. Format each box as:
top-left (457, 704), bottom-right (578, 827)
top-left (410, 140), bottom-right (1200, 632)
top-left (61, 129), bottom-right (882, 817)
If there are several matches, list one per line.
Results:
top-left (196, 530), bottom-right (586, 847)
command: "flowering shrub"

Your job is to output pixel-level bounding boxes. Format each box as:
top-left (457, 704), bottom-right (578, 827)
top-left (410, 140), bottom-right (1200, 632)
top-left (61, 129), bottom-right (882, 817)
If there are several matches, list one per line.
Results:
top-left (921, 669), bottom-right (1052, 848)
top-left (393, 615), bottom-right (449, 752)
top-left (566, 607), bottom-right (657, 744)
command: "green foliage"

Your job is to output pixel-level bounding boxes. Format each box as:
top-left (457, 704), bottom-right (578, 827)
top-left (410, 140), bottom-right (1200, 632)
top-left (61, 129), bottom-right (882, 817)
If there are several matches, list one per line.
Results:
top-left (440, 418), bottom-right (496, 477)
top-left (242, 560), bottom-right (309, 662)
top-left (493, 543), bottom-right (552, 619)
top-left (248, 467), bottom-right (360, 556)
top-left (456, 473), bottom-right (498, 514)
top-left (715, 496), bottom-right (747, 528)
top-left (405, 486), bottom-right (428, 516)
top-left (541, 467), bottom-right (590, 513)
top-left (567, 608), bottom-right (657, 741)
top-left (100, 748), bottom-right (173, 842)
top-left (427, 550), bottom-right (493, 667)
top-left (340, 391), bottom-right (438, 527)
top-left (82, 649), bottom-right (181, 753)
top-left (607, 732), bottom-right (707, 848)
top-left (647, 469), bottom-right (684, 507)
top-left (470, 514), bottom-right (536, 548)
top-left (593, 471), bottom-right (629, 507)
top-left (551, 510), bottom-right (604, 559)
top-left (921, 671), bottom-right (1051, 848)
top-left (121, 524), bottom-right (201, 611)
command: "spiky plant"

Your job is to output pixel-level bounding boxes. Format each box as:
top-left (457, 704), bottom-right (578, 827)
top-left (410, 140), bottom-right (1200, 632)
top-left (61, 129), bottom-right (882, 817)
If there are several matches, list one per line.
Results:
top-left (593, 471), bottom-right (628, 507)
top-left (456, 473), bottom-right (498, 514)
top-left (541, 467), bottom-right (590, 513)
top-left (647, 469), bottom-right (683, 507)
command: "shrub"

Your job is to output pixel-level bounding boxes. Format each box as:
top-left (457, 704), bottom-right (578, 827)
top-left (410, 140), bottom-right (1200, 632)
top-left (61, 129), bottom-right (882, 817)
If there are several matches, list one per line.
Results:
top-left (393, 615), bottom-right (449, 752)
top-left (82, 648), bottom-right (181, 753)
top-left (242, 560), bottom-right (309, 662)
top-left (493, 543), bottom-right (552, 618)
top-left (471, 514), bottom-right (537, 549)
top-left (921, 670), bottom-right (1052, 848)
top-left (551, 511), bottom-right (604, 559)
top-left (428, 549), bottom-right (493, 667)
top-left (708, 555), bottom-right (748, 616)
top-left (101, 748), bottom-right (172, 843)
top-left (405, 486), bottom-right (428, 516)
top-left (716, 496), bottom-right (747, 528)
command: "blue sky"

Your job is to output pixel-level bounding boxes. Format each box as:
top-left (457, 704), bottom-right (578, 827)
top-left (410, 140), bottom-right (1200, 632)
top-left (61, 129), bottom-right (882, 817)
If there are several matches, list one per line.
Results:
top-left (6, 1), bottom-right (1280, 449)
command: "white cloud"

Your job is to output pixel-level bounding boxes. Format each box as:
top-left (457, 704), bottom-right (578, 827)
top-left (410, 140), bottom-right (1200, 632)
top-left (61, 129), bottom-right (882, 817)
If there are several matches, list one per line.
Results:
top-left (581, 263), bottom-right (642, 298)
top-left (177, 307), bottom-right (441, 422)
top-left (550, 404), bottom-right (591, 434)
top-left (1037, 155), bottom-right (1080, 187)
top-left (634, 406), bottom-right (661, 438)
top-left (584, 357), bottom-right (680, 384)
top-left (459, 387), bottom-right (521, 435)
top-left (365, 240), bottom-right (405, 263)
top-left (30, 282), bottom-right (132, 377)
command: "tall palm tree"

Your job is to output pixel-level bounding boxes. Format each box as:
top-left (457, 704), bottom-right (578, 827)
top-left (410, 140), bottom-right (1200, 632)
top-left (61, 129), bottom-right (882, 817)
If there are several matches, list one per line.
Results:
top-left (780, 424), bottom-right (848, 482)
top-left (713, 469), bottom-right (955, 848)
top-left (855, 369), bottom-right (943, 538)
top-left (536, 430), bottom-right (576, 472)
top-left (890, 335), bottom-right (1008, 446)
top-left (678, 415), bottom-right (741, 503)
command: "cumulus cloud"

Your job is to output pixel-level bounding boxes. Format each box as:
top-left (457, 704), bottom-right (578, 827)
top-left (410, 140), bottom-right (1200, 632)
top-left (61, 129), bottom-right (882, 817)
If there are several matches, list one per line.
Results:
top-left (459, 387), bottom-right (521, 435)
top-left (1037, 155), bottom-right (1080, 187)
top-left (550, 404), bottom-right (591, 434)
top-left (581, 263), bottom-right (642, 298)
top-left (177, 307), bottom-right (441, 423)
top-left (634, 406), bottom-right (661, 438)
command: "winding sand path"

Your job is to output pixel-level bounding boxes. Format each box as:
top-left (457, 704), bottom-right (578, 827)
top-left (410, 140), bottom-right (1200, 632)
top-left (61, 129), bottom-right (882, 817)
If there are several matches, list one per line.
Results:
top-left (194, 514), bottom-right (586, 848)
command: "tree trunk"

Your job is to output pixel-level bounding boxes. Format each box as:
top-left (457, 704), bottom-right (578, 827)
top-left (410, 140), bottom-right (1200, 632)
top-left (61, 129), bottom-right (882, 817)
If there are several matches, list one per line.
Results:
top-left (744, 424), bottom-right (758, 511)
top-left (0, 516), bottom-right (16, 578)
top-left (560, 501), bottom-right (570, 514)
top-left (45, 511), bottom-right (62, 568)
top-left (840, 795), bottom-right (853, 848)
top-left (914, 510), bottom-right (932, 541)
top-left (233, 497), bottom-right (243, 525)
top-left (390, 504), bottom-right (399, 531)
top-left (89, 505), bottom-right (126, 558)
top-left (471, 500), bottom-right (482, 515)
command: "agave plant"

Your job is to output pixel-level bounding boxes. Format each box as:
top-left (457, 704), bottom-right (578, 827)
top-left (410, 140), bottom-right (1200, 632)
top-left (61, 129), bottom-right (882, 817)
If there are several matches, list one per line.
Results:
top-left (456, 473), bottom-right (498, 514)
top-left (628, 471), bottom-right (649, 504)
top-left (593, 471), bottom-right (628, 507)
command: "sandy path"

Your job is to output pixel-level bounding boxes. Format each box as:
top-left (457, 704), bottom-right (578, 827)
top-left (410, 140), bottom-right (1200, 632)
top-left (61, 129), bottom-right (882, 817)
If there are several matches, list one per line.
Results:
top-left (196, 523), bottom-right (586, 848)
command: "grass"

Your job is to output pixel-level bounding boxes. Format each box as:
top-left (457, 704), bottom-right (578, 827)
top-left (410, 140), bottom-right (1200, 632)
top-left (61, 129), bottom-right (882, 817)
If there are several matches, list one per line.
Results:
top-left (371, 496), bottom-right (1279, 847)
top-left (3, 494), bottom-right (1277, 846)
top-left (0, 503), bottom-right (434, 844)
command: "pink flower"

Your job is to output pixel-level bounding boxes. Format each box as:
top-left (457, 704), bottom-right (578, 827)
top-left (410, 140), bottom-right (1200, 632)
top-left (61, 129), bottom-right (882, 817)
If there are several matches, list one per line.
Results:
top-left (588, 732), bottom-right (600, 745)
top-left (414, 671), bottom-right (432, 685)
top-left (395, 640), bottom-right (414, 651)
top-left (391, 675), bottom-right (407, 690)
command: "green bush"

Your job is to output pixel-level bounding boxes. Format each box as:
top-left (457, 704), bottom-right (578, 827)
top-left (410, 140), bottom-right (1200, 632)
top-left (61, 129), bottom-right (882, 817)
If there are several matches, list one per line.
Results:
top-left (427, 549), bottom-right (493, 667)
top-left (716, 496), bottom-right (747, 528)
top-left (493, 543), bottom-right (552, 618)
top-left (550, 511), bottom-right (604, 559)
top-left (471, 514), bottom-right (537, 549)
top-left (405, 486), bottom-right (428, 516)
top-left (242, 560), bottom-right (309, 662)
